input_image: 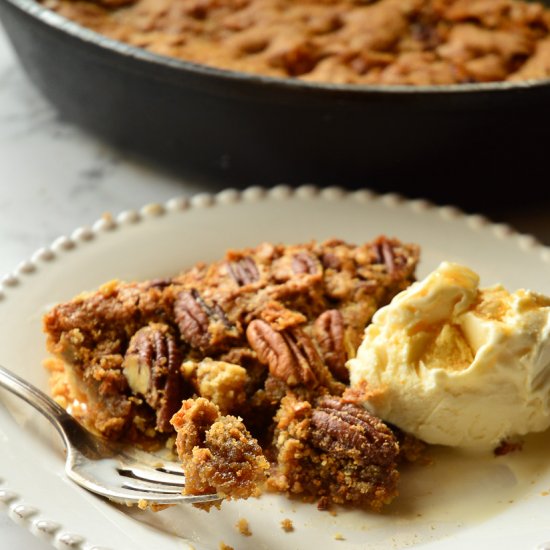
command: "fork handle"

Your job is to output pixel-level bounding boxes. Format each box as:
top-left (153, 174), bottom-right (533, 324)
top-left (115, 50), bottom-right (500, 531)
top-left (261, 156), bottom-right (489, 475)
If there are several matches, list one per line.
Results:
top-left (0, 363), bottom-right (78, 447)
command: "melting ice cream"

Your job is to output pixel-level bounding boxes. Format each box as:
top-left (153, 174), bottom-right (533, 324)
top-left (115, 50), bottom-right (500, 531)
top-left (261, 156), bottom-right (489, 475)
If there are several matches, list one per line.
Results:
top-left (348, 262), bottom-right (550, 449)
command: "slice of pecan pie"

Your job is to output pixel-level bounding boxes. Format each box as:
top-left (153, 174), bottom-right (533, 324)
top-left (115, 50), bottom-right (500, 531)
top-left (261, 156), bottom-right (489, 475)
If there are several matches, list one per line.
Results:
top-left (43, 236), bottom-right (420, 507)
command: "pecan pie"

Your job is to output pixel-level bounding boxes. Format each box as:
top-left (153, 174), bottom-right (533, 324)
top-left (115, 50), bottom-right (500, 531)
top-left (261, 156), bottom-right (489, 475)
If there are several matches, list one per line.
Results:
top-left (41, 0), bottom-right (550, 85)
top-left (44, 236), bottom-right (420, 508)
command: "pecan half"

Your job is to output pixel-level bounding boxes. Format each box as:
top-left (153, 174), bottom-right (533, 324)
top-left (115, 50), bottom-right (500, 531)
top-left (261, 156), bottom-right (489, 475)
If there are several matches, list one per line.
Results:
top-left (374, 237), bottom-right (396, 274)
top-left (227, 257), bottom-right (260, 286)
top-left (313, 310), bottom-right (349, 383)
top-left (123, 323), bottom-right (183, 432)
top-left (372, 236), bottom-right (415, 278)
top-left (145, 278), bottom-right (173, 290)
top-left (291, 251), bottom-right (321, 275)
top-left (310, 396), bottom-right (399, 466)
top-left (246, 319), bottom-right (317, 387)
top-left (174, 289), bottom-right (210, 349)
top-left (174, 289), bottom-right (236, 352)
top-left (320, 252), bottom-right (341, 270)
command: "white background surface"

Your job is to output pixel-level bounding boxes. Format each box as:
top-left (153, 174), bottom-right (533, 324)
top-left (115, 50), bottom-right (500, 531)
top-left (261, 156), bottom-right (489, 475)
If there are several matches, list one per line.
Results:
top-left (0, 17), bottom-right (550, 549)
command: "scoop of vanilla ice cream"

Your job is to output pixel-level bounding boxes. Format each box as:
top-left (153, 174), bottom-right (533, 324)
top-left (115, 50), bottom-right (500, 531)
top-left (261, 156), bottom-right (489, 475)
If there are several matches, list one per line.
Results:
top-left (348, 262), bottom-right (550, 449)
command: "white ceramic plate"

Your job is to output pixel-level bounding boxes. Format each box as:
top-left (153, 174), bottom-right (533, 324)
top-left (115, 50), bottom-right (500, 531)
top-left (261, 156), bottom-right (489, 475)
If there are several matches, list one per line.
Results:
top-left (2, 186), bottom-right (550, 550)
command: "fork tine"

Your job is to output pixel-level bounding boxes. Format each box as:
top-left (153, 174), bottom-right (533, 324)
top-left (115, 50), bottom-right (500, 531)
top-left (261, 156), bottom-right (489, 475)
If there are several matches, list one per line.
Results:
top-left (68, 466), bottom-right (220, 504)
top-left (117, 449), bottom-right (188, 477)
top-left (155, 463), bottom-right (187, 475)
top-left (119, 448), bottom-right (180, 467)
top-left (114, 492), bottom-right (221, 505)
top-left (120, 477), bottom-right (187, 495)
top-left (118, 465), bottom-right (185, 486)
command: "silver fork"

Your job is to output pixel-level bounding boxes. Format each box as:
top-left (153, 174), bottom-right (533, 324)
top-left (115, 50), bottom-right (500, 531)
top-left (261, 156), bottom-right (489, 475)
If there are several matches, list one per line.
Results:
top-left (0, 364), bottom-right (220, 506)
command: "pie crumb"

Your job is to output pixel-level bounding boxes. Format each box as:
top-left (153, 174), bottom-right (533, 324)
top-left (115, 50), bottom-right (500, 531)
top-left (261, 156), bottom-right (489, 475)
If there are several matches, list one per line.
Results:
top-left (236, 518), bottom-right (252, 536)
top-left (136, 499), bottom-right (171, 512)
top-left (219, 543), bottom-right (234, 550)
top-left (334, 533), bottom-right (345, 541)
top-left (281, 518), bottom-right (294, 532)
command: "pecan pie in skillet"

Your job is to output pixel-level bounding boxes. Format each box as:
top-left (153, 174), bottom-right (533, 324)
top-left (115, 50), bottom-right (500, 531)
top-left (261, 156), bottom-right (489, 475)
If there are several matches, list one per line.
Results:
top-left (44, 236), bottom-right (421, 509)
top-left (42, 0), bottom-right (550, 85)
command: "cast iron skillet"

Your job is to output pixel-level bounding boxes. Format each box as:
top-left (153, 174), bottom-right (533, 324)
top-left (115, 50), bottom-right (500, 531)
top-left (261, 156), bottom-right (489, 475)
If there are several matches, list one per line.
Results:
top-left (0, 0), bottom-right (549, 205)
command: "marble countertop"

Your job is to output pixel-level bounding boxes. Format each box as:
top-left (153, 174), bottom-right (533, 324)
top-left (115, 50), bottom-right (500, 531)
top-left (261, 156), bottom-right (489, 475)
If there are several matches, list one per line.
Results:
top-left (0, 15), bottom-right (550, 550)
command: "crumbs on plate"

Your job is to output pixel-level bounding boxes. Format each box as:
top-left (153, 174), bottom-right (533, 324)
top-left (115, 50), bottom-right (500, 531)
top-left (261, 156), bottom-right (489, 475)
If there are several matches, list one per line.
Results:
top-left (236, 517), bottom-right (252, 537)
top-left (281, 518), bottom-right (294, 532)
